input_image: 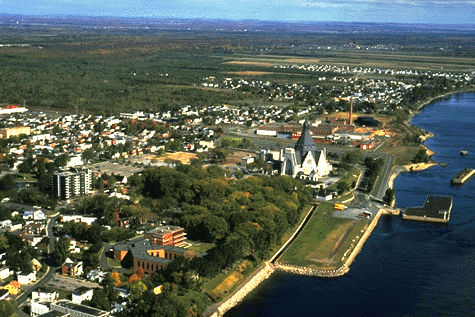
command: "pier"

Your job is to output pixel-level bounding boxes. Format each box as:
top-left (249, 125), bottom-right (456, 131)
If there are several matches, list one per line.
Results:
top-left (403, 195), bottom-right (453, 223)
top-left (451, 168), bottom-right (475, 184)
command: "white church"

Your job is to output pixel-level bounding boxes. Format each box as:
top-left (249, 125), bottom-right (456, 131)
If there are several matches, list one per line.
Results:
top-left (280, 120), bottom-right (332, 181)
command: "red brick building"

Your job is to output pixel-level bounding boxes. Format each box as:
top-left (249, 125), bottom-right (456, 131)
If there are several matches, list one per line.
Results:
top-left (113, 239), bottom-right (194, 278)
top-left (144, 226), bottom-right (186, 247)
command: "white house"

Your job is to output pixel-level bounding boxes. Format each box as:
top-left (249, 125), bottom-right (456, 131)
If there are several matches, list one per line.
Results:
top-left (32, 290), bottom-right (59, 302)
top-left (17, 271), bottom-right (36, 285)
top-left (0, 267), bottom-right (13, 279)
top-left (72, 287), bottom-right (94, 304)
top-left (30, 300), bottom-right (51, 317)
top-left (60, 215), bottom-right (97, 226)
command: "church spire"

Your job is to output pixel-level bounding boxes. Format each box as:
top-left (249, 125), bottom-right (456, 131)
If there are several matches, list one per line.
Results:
top-left (294, 120), bottom-right (317, 155)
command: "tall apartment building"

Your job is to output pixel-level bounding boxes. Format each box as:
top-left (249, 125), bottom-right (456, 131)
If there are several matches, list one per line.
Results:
top-left (52, 168), bottom-right (92, 200)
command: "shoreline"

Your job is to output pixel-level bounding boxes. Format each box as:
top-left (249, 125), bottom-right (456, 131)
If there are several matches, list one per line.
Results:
top-left (388, 89), bottom-right (475, 188)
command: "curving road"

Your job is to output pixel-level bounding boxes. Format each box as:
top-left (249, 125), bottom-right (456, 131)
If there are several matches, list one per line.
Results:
top-left (15, 215), bottom-right (60, 307)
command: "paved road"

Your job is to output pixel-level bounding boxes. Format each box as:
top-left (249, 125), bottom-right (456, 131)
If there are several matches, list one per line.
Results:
top-left (16, 215), bottom-right (60, 306)
top-left (372, 154), bottom-right (394, 199)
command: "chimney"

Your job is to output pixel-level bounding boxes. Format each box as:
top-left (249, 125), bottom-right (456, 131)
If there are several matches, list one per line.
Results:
top-left (349, 98), bottom-right (354, 126)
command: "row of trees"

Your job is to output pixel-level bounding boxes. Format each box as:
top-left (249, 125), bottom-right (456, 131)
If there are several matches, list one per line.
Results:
top-left (364, 157), bottom-right (385, 194)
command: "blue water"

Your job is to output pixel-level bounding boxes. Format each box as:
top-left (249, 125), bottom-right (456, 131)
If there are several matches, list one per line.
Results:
top-left (227, 92), bottom-right (475, 316)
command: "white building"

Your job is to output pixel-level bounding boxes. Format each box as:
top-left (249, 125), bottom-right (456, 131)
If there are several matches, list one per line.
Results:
top-left (17, 271), bottom-right (36, 285)
top-left (52, 167), bottom-right (92, 200)
top-left (72, 287), bottom-right (94, 304)
top-left (280, 120), bottom-right (332, 181)
top-left (32, 290), bottom-right (59, 302)
top-left (30, 300), bottom-right (51, 317)
top-left (60, 214), bottom-right (97, 226)
top-left (0, 267), bottom-right (13, 280)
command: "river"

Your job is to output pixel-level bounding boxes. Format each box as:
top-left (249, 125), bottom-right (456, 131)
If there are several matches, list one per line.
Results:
top-left (226, 92), bottom-right (475, 316)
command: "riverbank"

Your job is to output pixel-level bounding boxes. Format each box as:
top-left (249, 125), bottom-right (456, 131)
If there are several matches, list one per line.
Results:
top-left (414, 88), bottom-right (475, 112)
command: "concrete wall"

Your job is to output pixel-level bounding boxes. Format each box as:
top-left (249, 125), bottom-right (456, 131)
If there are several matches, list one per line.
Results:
top-left (401, 214), bottom-right (448, 223)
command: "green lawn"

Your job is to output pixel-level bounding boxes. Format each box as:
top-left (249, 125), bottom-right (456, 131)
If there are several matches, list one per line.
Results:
top-left (278, 203), bottom-right (364, 269)
top-left (328, 166), bottom-right (361, 192)
top-left (186, 240), bottom-right (216, 254)
top-left (380, 143), bottom-right (422, 166)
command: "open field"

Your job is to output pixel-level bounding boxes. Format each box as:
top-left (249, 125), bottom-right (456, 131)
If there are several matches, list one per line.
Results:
top-left (230, 52), bottom-right (475, 72)
top-left (229, 71), bottom-right (273, 76)
top-left (278, 203), bottom-right (365, 269)
top-left (225, 60), bottom-right (274, 67)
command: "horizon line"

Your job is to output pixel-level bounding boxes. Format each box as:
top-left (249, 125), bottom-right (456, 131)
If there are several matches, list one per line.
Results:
top-left (1, 13), bottom-right (475, 27)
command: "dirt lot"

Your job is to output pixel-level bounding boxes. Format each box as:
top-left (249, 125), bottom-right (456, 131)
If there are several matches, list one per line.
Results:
top-left (219, 150), bottom-right (253, 167)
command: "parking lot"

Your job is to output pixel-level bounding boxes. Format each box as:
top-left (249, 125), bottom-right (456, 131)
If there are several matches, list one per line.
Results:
top-left (45, 274), bottom-right (101, 291)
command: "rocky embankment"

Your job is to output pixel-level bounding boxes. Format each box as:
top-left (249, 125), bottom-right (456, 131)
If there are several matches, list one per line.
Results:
top-left (210, 262), bottom-right (275, 317)
top-left (273, 263), bottom-right (349, 277)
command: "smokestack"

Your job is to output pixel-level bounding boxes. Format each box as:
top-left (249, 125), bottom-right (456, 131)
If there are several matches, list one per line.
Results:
top-left (349, 98), bottom-right (354, 126)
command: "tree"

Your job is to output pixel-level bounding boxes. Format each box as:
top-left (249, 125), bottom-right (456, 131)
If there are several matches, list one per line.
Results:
top-left (0, 300), bottom-right (17, 317)
top-left (128, 280), bottom-right (148, 303)
top-left (342, 150), bottom-right (362, 164)
top-left (412, 149), bottom-right (430, 163)
top-left (0, 174), bottom-right (15, 191)
top-left (383, 188), bottom-right (396, 206)
top-left (89, 289), bottom-right (110, 311)
top-left (54, 237), bottom-right (70, 266)
top-left (110, 271), bottom-right (123, 287)
top-left (82, 149), bottom-right (95, 163)
top-left (54, 153), bottom-right (70, 168)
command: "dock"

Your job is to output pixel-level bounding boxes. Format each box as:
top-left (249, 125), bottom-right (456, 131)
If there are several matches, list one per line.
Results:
top-left (402, 195), bottom-right (452, 223)
top-left (451, 168), bottom-right (475, 184)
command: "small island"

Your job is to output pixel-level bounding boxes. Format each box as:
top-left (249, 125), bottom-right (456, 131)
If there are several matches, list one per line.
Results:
top-left (451, 168), bottom-right (475, 184)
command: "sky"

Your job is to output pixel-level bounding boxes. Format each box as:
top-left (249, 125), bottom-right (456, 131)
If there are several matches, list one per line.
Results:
top-left (0, 0), bottom-right (474, 24)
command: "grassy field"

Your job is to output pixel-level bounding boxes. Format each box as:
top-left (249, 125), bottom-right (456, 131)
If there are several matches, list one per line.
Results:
top-left (228, 52), bottom-right (475, 72)
top-left (203, 260), bottom-right (252, 301)
top-left (186, 240), bottom-right (216, 253)
top-left (379, 142), bottom-right (422, 166)
top-left (327, 166), bottom-right (361, 192)
top-left (278, 203), bottom-right (365, 269)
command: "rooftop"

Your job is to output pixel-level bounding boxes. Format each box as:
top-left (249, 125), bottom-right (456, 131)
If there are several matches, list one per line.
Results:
top-left (114, 238), bottom-right (189, 264)
top-left (147, 225), bottom-right (184, 235)
top-left (53, 300), bottom-right (108, 317)
top-left (37, 311), bottom-right (69, 317)
top-left (405, 195), bottom-right (453, 219)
